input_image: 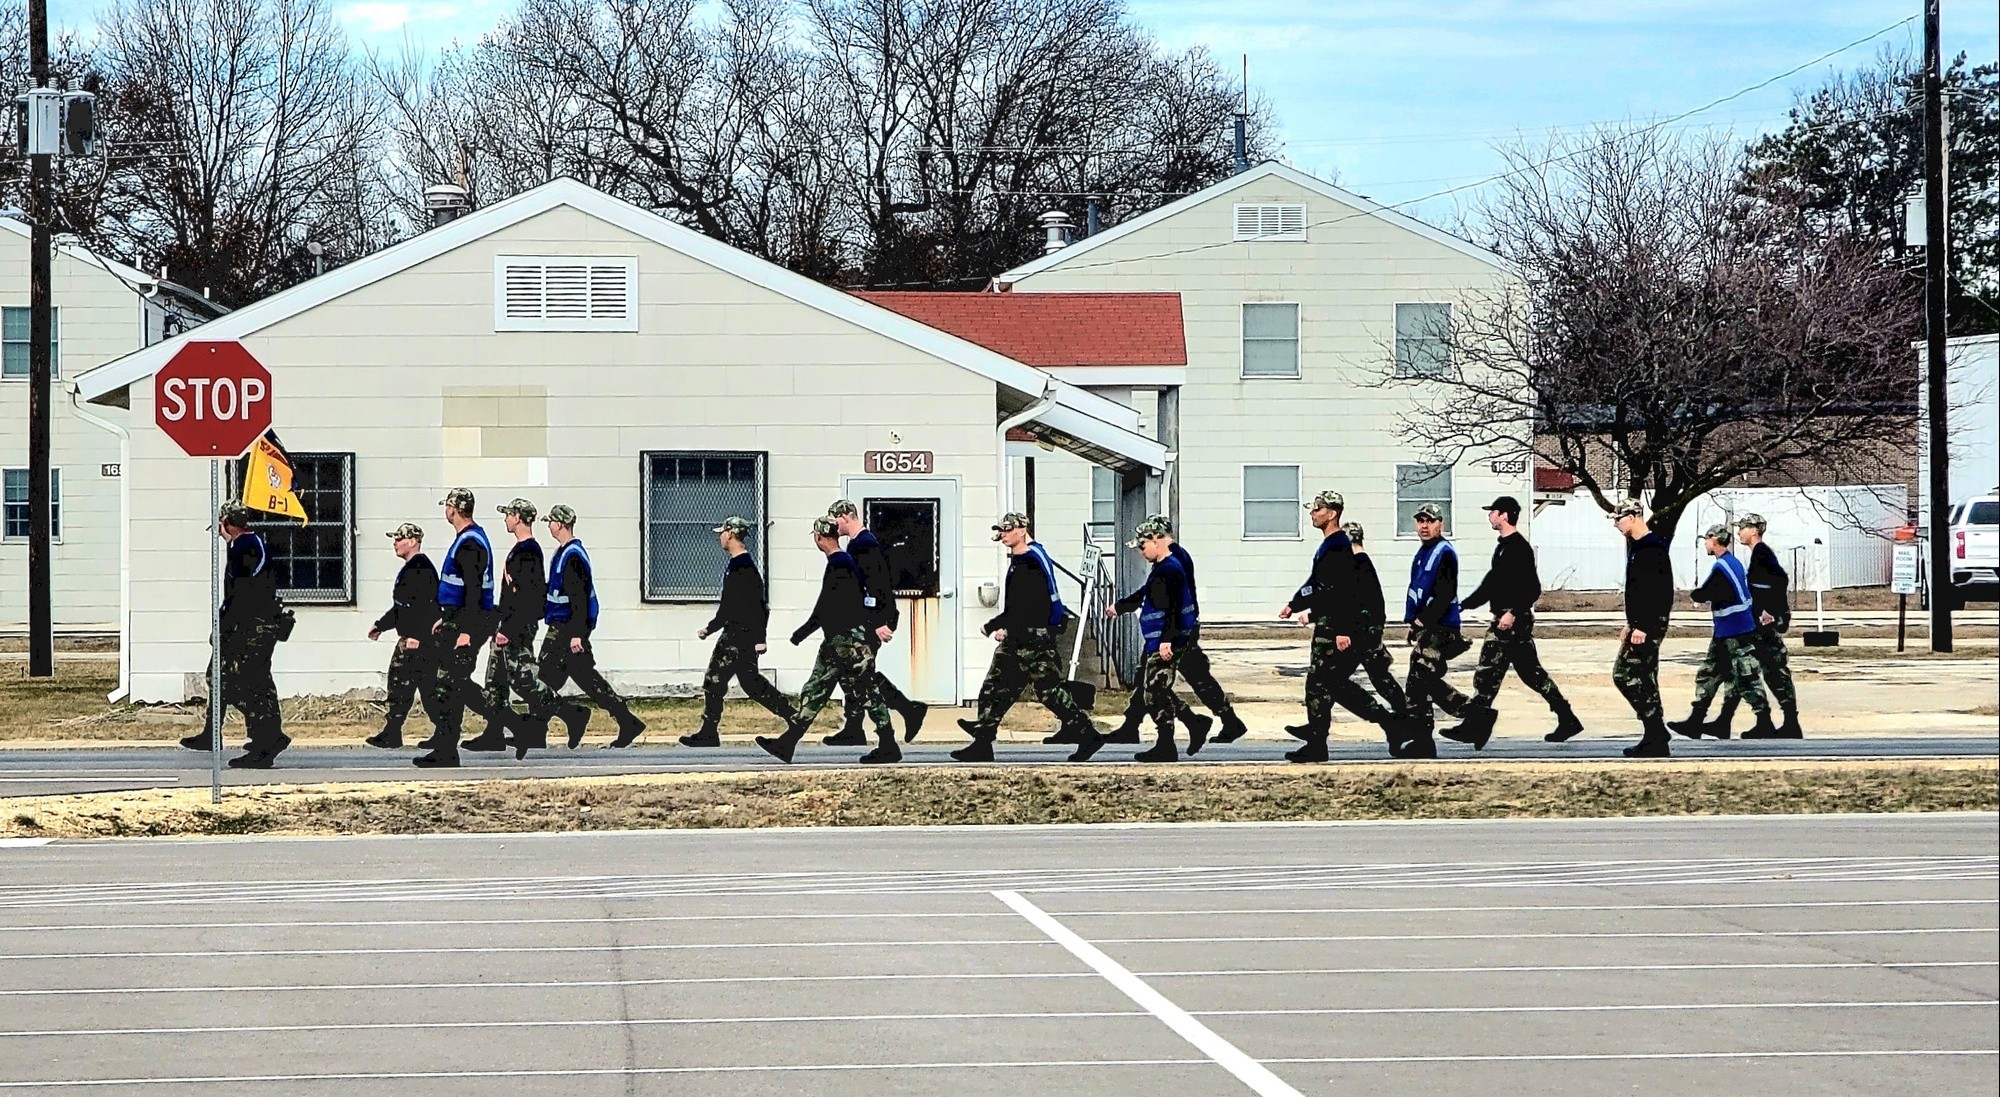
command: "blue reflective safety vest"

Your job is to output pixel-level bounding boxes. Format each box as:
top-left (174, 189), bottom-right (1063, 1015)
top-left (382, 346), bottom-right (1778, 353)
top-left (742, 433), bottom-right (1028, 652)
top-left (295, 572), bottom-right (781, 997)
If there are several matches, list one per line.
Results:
top-left (543, 538), bottom-right (601, 629)
top-left (1169, 542), bottom-right (1199, 616)
top-left (1026, 541), bottom-right (1070, 630)
top-left (438, 522), bottom-right (496, 611)
top-left (1708, 551), bottom-right (1757, 639)
top-left (1405, 538), bottom-right (1461, 629)
top-left (1138, 553), bottom-right (1199, 653)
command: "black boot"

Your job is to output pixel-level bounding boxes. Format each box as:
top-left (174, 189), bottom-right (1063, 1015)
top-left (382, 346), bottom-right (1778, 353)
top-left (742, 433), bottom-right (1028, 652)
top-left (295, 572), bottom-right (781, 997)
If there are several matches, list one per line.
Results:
top-left (557, 704), bottom-right (590, 749)
top-left (227, 749), bottom-right (278, 769)
top-left (679, 715), bottom-right (722, 748)
top-left (462, 717), bottom-right (510, 752)
top-left (1624, 716), bottom-right (1671, 757)
top-left (1284, 721), bottom-right (1316, 741)
top-left (1182, 711), bottom-right (1213, 756)
top-left (609, 711), bottom-right (647, 748)
top-left (179, 731), bottom-right (215, 751)
top-left (1439, 705), bottom-right (1497, 750)
top-left (413, 748), bottom-right (461, 767)
top-left (755, 719), bottom-right (808, 763)
top-left (1389, 734), bottom-right (1439, 759)
top-left (822, 705), bottom-right (869, 747)
top-left (950, 735), bottom-right (995, 762)
top-left (1285, 736), bottom-right (1329, 763)
top-left (1704, 694), bottom-right (1739, 740)
top-left (1776, 706), bottom-right (1804, 739)
top-left (509, 715), bottom-right (549, 760)
top-left (1544, 705), bottom-right (1584, 743)
top-left (1666, 702), bottom-right (1710, 739)
top-left (1064, 718), bottom-right (1106, 763)
top-left (1043, 723), bottom-right (1083, 745)
top-left (365, 721), bottom-right (404, 749)
top-left (859, 722), bottom-right (902, 765)
top-left (1103, 710), bottom-right (1144, 744)
top-left (1742, 710), bottom-right (1781, 739)
top-left (1134, 720), bottom-right (1178, 763)
top-left (899, 700), bottom-right (929, 743)
top-left (1214, 713), bottom-right (1250, 744)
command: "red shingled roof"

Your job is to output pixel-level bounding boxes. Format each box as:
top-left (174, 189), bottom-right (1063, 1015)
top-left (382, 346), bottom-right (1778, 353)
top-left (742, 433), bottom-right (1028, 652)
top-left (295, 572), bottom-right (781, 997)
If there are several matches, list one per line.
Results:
top-left (852, 291), bottom-right (1186, 368)
top-left (1535, 466), bottom-right (1578, 493)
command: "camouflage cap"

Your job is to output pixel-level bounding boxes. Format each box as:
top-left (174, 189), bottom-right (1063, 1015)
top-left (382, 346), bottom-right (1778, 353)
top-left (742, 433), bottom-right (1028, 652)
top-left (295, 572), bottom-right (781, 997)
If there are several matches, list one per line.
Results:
top-left (213, 503), bottom-right (255, 529)
top-left (544, 504), bottom-right (577, 527)
top-left (1125, 517), bottom-right (1172, 548)
top-left (1305, 489), bottom-right (1345, 512)
top-left (1704, 523), bottom-right (1734, 546)
top-left (496, 497), bottom-right (538, 523)
top-left (825, 498), bottom-right (859, 519)
top-left (437, 487), bottom-right (476, 514)
top-left (1734, 512), bottom-right (1768, 532)
top-left (713, 515), bottom-right (752, 537)
top-left (811, 515), bottom-right (841, 538)
top-left (385, 522), bottom-right (424, 542)
top-left (1144, 513), bottom-right (1175, 535)
top-left (1412, 502), bottom-right (1446, 523)
top-left (1341, 520), bottom-right (1366, 546)
top-left (990, 511), bottom-right (1031, 540)
top-left (1610, 499), bottom-right (1646, 521)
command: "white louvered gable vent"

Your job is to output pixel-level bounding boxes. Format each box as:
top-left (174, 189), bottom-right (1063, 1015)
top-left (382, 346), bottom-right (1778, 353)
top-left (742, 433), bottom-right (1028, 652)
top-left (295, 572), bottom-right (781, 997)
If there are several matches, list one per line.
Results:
top-left (1233, 203), bottom-right (1308, 242)
top-left (494, 256), bottom-right (638, 331)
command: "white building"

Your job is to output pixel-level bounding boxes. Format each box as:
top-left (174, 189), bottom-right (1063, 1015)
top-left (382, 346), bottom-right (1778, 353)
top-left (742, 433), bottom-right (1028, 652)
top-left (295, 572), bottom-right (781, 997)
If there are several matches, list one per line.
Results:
top-left (0, 221), bottom-right (222, 630)
top-left (72, 179), bottom-right (1164, 704)
top-left (1918, 333), bottom-right (2000, 527)
top-left (987, 162), bottom-right (1531, 619)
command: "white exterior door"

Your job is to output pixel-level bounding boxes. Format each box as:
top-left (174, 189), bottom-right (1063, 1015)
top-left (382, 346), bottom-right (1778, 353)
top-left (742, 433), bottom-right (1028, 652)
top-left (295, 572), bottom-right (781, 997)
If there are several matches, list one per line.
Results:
top-left (841, 475), bottom-right (961, 704)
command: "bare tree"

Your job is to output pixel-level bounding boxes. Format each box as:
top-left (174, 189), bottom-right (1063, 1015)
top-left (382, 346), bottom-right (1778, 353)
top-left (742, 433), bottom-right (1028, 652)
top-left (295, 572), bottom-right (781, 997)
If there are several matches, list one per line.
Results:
top-left (1398, 127), bottom-right (1919, 543)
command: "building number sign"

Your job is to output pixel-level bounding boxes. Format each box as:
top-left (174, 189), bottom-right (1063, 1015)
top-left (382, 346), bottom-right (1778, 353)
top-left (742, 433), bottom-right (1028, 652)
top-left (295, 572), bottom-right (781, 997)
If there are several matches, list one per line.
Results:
top-left (864, 450), bottom-right (934, 475)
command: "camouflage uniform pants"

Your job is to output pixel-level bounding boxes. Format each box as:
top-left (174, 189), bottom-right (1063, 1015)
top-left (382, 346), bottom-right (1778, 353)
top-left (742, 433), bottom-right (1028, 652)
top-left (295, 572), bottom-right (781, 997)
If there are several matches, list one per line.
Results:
top-left (970, 628), bottom-right (1089, 738)
top-left (1468, 612), bottom-right (1570, 713)
top-left (219, 619), bottom-right (285, 749)
top-left (1303, 625), bottom-right (1395, 727)
top-left (429, 622), bottom-right (490, 747)
top-left (1612, 635), bottom-right (1663, 721)
top-left (1359, 632), bottom-right (1409, 714)
top-left (1747, 626), bottom-right (1797, 711)
top-left (1141, 650), bottom-right (1187, 731)
top-left (702, 634), bottom-right (797, 725)
top-left (1691, 635), bottom-right (1770, 716)
top-left (383, 636), bottom-right (440, 730)
top-left (533, 631), bottom-right (639, 724)
top-left (1404, 626), bottom-right (1470, 726)
top-left (794, 630), bottom-right (882, 729)
top-left (485, 622), bottom-right (556, 720)
top-left (1122, 640), bottom-right (1240, 723)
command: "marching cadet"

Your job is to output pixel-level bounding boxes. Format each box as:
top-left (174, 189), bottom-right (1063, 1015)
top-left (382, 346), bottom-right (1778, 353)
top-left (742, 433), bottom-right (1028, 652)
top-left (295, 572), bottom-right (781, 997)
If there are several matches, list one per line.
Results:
top-left (181, 504), bottom-right (290, 768)
top-left (756, 516), bottom-right (895, 764)
top-left (465, 499), bottom-right (548, 753)
top-left (684, 516), bottom-right (797, 747)
top-left (1278, 492), bottom-right (1408, 762)
top-left (1614, 501), bottom-right (1676, 757)
top-left (1702, 514), bottom-right (1802, 738)
top-left (1100, 515), bottom-right (1247, 747)
top-left (520, 505), bottom-right (648, 752)
top-left (1399, 502), bottom-right (1471, 758)
top-left (1342, 522), bottom-right (1411, 717)
top-left (952, 513), bottom-right (1104, 763)
top-left (1441, 496), bottom-right (1583, 749)
top-left (1669, 523), bottom-right (1778, 740)
top-left (365, 523), bottom-right (440, 749)
top-left (822, 500), bottom-right (929, 746)
top-left (414, 488), bottom-right (495, 768)
top-left (1107, 518), bottom-right (1202, 762)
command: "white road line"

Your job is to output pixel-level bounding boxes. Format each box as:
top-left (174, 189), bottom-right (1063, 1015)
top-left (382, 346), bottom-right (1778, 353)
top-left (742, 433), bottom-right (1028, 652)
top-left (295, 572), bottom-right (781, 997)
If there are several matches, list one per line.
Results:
top-left (4, 1000), bottom-right (1992, 1040)
top-left (0, 960), bottom-right (1991, 998)
top-left (996, 889), bottom-right (1304, 1097)
top-left (0, 777), bottom-right (180, 784)
top-left (0, 839), bottom-right (53, 848)
top-left (1088, 928), bottom-right (1998, 945)
top-left (2, 897), bottom-right (1988, 934)
top-left (1270, 1050), bottom-right (2000, 1065)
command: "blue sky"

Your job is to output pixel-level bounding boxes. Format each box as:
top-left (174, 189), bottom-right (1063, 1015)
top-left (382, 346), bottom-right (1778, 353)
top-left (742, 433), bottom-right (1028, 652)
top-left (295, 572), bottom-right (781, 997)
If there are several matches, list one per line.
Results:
top-left (49, 0), bottom-right (2000, 227)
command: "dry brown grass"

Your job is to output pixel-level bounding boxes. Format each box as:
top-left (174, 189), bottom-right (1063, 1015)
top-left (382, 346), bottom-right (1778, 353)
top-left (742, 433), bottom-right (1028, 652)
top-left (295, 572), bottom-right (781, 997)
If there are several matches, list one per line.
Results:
top-left (5, 758), bottom-right (1992, 839)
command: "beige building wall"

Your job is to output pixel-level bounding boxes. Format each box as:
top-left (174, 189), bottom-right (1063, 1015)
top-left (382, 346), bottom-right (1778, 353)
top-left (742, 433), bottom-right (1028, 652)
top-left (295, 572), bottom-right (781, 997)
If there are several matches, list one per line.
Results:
top-left (118, 206), bottom-right (1010, 702)
top-left (1006, 172), bottom-right (1533, 617)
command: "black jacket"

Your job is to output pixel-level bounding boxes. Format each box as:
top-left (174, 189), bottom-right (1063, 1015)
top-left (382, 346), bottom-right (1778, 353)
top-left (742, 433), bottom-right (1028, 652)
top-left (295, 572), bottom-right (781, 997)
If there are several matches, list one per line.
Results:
top-left (1115, 556), bottom-right (1192, 647)
top-left (986, 546), bottom-right (1058, 636)
top-left (1623, 533), bottom-right (1674, 635)
top-left (1746, 541), bottom-right (1790, 629)
top-left (706, 552), bottom-right (770, 644)
top-left (496, 538), bottom-right (547, 642)
top-left (793, 551), bottom-right (868, 645)
top-left (1410, 540), bottom-right (1459, 630)
top-left (440, 534), bottom-right (494, 636)
top-left (1462, 531), bottom-right (1541, 615)
top-left (220, 532), bottom-right (280, 627)
top-left (549, 547), bottom-right (595, 643)
top-left (1352, 551), bottom-right (1388, 635)
top-left (847, 529), bottom-right (900, 632)
top-left (374, 553), bottom-right (440, 638)
top-left (1287, 531), bottom-right (1357, 633)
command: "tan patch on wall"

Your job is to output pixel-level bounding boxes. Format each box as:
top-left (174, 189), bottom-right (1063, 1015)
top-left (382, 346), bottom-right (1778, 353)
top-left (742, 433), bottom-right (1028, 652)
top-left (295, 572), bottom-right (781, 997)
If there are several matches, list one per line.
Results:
top-left (442, 386), bottom-right (548, 485)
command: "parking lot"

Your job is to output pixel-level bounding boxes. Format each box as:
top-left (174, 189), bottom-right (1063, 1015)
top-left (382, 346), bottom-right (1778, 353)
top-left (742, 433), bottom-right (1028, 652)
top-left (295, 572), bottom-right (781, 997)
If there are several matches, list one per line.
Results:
top-left (0, 814), bottom-right (1994, 1094)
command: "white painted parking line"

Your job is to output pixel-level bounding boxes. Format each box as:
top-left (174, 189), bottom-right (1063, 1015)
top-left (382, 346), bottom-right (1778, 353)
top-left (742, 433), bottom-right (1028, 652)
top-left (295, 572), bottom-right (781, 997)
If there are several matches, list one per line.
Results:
top-left (1271, 1050), bottom-right (2000, 1065)
top-left (1, 960), bottom-right (1993, 998)
top-left (0, 839), bottom-right (54, 848)
top-left (997, 890), bottom-right (1305, 1097)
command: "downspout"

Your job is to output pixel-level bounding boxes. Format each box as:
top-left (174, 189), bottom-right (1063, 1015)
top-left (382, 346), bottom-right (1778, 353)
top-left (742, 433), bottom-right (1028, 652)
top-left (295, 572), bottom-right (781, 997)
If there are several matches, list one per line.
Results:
top-left (69, 385), bottom-right (131, 703)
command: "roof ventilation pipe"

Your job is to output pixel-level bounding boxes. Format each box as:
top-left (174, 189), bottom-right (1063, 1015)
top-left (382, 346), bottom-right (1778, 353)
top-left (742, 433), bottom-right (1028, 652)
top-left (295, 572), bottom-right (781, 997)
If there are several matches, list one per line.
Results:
top-left (425, 183), bottom-right (469, 228)
top-left (1038, 210), bottom-right (1072, 254)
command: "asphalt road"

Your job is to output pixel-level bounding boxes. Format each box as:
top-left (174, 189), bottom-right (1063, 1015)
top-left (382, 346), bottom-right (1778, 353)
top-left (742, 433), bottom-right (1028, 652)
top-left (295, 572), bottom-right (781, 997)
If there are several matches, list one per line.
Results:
top-left (0, 813), bottom-right (1993, 1094)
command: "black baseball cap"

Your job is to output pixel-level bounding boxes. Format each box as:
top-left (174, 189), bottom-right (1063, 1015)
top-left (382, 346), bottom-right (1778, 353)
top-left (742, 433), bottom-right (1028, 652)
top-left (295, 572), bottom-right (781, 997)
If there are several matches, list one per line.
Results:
top-left (1484, 496), bottom-right (1521, 513)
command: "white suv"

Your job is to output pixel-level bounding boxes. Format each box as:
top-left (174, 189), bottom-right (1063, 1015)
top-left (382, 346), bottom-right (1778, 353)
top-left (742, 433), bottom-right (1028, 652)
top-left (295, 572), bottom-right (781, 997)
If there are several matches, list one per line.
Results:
top-left (1945, 492), bottom-right (1999, 608)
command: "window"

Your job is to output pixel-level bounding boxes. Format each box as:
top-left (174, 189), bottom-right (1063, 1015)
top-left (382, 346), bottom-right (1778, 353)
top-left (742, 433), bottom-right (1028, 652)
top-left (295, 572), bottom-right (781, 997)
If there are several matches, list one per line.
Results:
top-left (642, 452), bottom-right (765, 600)
top-left (494, 255), bottom-right (638, 332)
top-left (1396, 464), bottom-right (1454, 537)
top-left (1089, 466), bottom-right (1118, 545)
top-left (1394, 302), bottom-right (1452, 379)
top-left (1969, 501), bottom-right (1998, 526)
top-left (1233, 203), bottom-right (1307, 241)
top-left (2, 468), bottom-right (58, 539)
top-left (228, 453), bottom-right (356, 603)
top-left (1242, 465), bottom-right (1301, 539)
top-left (867, 499), bottom-right (940, 597)
top-left (1241, 303), bottom-right (1301, 378)
top-left (2, 307), bottom-right (57, 379)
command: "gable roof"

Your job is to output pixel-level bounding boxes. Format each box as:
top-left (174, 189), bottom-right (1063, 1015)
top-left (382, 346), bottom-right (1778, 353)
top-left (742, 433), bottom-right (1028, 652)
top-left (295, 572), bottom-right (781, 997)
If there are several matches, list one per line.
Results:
top-left (0, 219), bottom-right (226, 320)
top-left (851, 291), bottom-right (1185, 367)
top-left (993, 161), bottom-right (1508, 284)
top-left (68, 179), bottom-right (1161, 468)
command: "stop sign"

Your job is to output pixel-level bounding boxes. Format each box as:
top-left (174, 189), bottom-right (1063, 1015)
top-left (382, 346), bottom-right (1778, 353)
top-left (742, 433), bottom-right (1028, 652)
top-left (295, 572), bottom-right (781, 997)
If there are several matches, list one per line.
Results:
top-left (154, 342), bottom-right (274, 458)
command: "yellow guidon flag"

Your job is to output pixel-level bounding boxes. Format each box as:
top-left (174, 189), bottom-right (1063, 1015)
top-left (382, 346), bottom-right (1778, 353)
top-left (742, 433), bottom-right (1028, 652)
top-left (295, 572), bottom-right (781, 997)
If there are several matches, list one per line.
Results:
top-left (241, 431), bottom-right (308, 526)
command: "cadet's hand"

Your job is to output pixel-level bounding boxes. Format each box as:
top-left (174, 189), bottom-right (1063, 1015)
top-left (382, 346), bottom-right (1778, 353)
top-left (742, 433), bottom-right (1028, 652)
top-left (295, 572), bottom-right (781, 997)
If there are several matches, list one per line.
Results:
top-left (1105, 604), bottom-right (1120, 619)
top-left (1294, 609), bottom-right (1312, 626)
top-left (697, 627), bottom-right (710, 640)
top-left (570, 637), bottom-right (584, 654)
top-left (1406, 628), bottom-right (1417, 647)
top-left (1618, 624), bottom-right (1632, 643)
top-left (1158, 642), bottom-right (1173, 661)
top-left (1630, 629), bottom-right (1648, 645)
top-left (875, 625), bottom-right (894, 644)
top-left (1759, 611), bottom-right (1775, 626)
top-left (367, 628), bottom-right (380, 641)
top-left (455, 632), bottom-right (472, 650)
top-left (1498, 611), bottom-right (1515, 631)
top-left (993, 628), bottom-right (1008, 643)
top-left (431, 621), bottom-right (441, 635)
top-left (754, 643), bottom-right (767, 654)
top-left (1277, 605), bottom-right (1294, 620)
top-left (403, 637), bottom-right (420, 651)
top-left (1335, 635), bottom-right (1351, 652)
top-left (494, 633), bottom-right (509, 648)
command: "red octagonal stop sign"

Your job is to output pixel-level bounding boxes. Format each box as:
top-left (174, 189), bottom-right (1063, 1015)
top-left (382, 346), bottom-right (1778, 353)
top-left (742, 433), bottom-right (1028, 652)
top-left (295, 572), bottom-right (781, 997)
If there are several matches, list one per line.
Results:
top-left (154, 342), bottom-right (274, 458)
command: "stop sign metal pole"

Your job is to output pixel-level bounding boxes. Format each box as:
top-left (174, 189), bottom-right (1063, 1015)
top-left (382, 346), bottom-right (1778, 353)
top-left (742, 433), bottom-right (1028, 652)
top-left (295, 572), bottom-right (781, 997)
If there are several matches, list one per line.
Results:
top-left (209, 459), bottom-right (223, 803)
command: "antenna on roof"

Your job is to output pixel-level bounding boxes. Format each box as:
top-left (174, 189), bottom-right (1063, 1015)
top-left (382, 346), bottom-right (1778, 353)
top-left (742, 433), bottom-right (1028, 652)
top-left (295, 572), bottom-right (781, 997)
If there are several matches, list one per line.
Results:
top-left (1233, 54), bottom-right (1250, 174)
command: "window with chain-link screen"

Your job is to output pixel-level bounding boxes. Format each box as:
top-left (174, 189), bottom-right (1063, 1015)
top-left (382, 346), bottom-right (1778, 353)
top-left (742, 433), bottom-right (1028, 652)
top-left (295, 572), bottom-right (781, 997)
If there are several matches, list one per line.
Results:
top-left (226, 452), bottom-right (356, 603)
top-left (642, 452), bottom-right (765, 601)
top-left (866, 499), bottom-right (939, 597)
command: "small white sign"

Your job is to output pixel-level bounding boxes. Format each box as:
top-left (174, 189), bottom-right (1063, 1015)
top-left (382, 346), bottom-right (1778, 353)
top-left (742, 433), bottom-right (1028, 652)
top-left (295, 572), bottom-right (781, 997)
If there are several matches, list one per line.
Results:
top-left (1891, 543), bottom-right (1920, 595)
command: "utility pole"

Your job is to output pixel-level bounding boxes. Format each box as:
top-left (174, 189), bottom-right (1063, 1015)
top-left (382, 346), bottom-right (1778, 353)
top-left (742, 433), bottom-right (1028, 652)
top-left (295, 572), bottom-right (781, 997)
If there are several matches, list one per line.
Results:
top-left (26, 0), bottom-right (54, 678)
top-left (1921, 0), bottom-right (1952, 653)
